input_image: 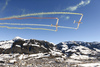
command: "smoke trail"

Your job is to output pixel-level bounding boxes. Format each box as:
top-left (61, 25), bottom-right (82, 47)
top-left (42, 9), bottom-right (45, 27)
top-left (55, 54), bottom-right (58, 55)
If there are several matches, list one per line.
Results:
top-left (0, 17), bottom-right (58, 20)
top-left (0, 12), bottom-right (83, 20)
top-left (0, 17), bottom-right (59, 31)
top-left (0, 12), bottom-right (83, 31)
top-left (0, 26), bottom-right (56, 31)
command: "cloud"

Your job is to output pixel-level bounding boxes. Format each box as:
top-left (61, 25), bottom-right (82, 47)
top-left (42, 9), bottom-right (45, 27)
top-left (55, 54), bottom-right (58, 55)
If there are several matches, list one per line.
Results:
top-left (64, 0), bottom-right (91, 11)
top-left (60, 15), bottom-right (70, 20)
top-left (66, 16), bottom-right (70, 20)
top-left (21, 9), bottom-right (26, 14)
top-left (1, 0), bottom-right (10, 11)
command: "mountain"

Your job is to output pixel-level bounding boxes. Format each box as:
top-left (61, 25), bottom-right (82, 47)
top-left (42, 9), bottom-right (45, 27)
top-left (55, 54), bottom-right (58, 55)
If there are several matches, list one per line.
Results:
top-left (56, 41), bottom-right (100, 59)
top-left (0, 37), bottom-right (100, 67)
top-left (0, 36), bottom-right (56, 54)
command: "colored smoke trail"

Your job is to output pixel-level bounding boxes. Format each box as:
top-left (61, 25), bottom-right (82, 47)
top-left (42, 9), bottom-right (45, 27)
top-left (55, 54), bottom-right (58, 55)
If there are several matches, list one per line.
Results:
top-left (0, 17), bottom-right (58, 20)
top-left (0, 26), bottom-right (56, 31)
top-left (0, 17), bottom-right (59, 31)
top-left (0, 12), bottom-right (83, 31)
top-left (0, 23), bottom-right (53, 27)
top-left (0, 12), bottom-right (83, 20)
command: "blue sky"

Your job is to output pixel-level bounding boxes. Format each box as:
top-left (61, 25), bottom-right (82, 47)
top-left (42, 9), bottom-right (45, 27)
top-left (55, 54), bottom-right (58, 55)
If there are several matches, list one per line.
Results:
top-left (0, 0), bottom-right (100, 44)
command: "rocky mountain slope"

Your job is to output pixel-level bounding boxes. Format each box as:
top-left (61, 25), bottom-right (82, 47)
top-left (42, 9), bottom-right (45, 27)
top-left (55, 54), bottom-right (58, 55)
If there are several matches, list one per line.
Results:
top-left (0, 37), bottom-right (55, 54)
top-left (0, 37), bottom-right (100, 67)
top-left (56, 41), bottom-right (100, 60)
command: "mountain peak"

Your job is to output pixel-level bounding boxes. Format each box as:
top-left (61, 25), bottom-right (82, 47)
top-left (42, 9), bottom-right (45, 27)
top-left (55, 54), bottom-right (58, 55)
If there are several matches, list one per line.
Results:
top-left (13, 36), bottom-right (24, 41)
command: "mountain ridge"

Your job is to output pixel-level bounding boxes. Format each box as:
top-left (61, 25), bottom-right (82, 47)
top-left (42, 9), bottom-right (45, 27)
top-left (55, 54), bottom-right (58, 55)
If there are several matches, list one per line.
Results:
top-left (0, 36), bottom-right (100, 59)
top-left (0, 37), bottom-right (100, 67)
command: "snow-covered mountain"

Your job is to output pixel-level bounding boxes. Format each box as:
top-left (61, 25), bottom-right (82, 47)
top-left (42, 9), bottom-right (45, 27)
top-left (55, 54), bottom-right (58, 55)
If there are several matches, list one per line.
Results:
top-left (56, 41), bottom-right (100, 59)
top-left (0, 37), bottom-right (100, 67)
top-left (0, 36), bottom-right (58, 54)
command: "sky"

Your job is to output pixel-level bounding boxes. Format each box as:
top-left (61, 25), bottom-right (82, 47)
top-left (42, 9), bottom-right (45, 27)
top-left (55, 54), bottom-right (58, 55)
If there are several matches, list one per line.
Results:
top-left (0, 0), bottom-right (100, 44)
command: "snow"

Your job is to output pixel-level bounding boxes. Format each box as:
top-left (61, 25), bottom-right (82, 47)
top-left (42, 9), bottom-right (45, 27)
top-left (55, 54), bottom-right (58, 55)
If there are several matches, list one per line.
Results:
top-left (23, 43), bottom-right (40, 47)
top-left (0, 54), bottom-right (13, 59)
top-left (94, 48), bottom-right (100, 52)
top-left (62, 41), bottom-right (74, 44)
top-left (29, 53), bottom-right (47, 58)
top-left (7, 40), bottom-right (14, 43)
top-left (55, 57), bottom-right (64, 62)
top-left (9, 59), bottom-right (16, 63)
top-left (43, 54), bottom-right (50, 57)
top-left (16, 45), bottom-right (21, 47)
top-left (61, 44), bottom-right (68, 50)
top-left (66, 49), bottom-right (76, 52)
top-left (70, 53), bottom-right (89, 59)
top-left (41, 45), bottom-right (47, 49)
top-left (75, 45), bottom-right (92, 54)
top-left (0, 44), bottom-right (12, 49)
top-left (78, 63), bottom-right (100, 67)
top-left (0, 40), bottom-right (13, 49)
top-left (13, 36), bottom-right (26, 41)
top-left (65, 59), bottom-right (82, 63)
top-left (34, 53), bottom-right (44, 58)
top-left (29, 44), bottom-right (40, 47)
top-left (0, 57), bottom-right (3, 61)
top-left (18, 54), bottom-right (24, 60)
top-left (23, 43), bottom-right (27, 46)
top-left (62, 54), bottom-right (67, 59)
top-left (61, 41), bottom-right (100, 46)
top-left (13, 36), bottom-right (23, 40)
top-left (62, 41), bottom-right (86, 45)
top-left (29, 54), bottom-right (38, 57)
top-left (49, 49), bottom-right (62, 56)
top-left (50, 42), bottom-right (56, 46)
top-left (29, 53), bottom-right (50, 58)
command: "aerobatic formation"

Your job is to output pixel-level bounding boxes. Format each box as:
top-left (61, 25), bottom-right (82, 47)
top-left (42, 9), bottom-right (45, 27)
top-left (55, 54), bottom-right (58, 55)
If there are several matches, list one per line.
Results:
top-left (0, 12), bottom-right (83, 31)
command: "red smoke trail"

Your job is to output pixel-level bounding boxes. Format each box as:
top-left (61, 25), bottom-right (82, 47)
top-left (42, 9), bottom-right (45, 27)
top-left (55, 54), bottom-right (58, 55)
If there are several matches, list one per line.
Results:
top-left (0, 17), bottom-right (58, 20)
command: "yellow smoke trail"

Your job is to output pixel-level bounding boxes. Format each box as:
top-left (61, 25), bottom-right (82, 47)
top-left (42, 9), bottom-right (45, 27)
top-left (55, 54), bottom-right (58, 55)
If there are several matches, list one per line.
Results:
top-left (0, 23), bottom-right (52, 27)
top-left (0, 26), bottom-right (56, 31)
